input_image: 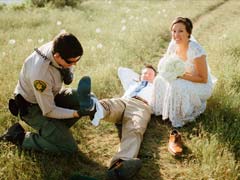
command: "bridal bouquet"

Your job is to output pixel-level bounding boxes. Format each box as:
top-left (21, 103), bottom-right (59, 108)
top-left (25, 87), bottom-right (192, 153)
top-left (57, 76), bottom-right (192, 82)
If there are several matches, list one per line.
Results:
top-left (158, 55), bottom-right (185, 82)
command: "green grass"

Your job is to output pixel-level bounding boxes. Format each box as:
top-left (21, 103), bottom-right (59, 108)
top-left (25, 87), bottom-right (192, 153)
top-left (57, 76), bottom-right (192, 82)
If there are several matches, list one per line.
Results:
top-left (0, 0), bottom-right (239, 179)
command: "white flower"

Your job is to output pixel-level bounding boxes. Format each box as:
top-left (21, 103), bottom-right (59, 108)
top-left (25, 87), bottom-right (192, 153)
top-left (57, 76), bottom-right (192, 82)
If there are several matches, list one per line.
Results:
top-left (60, 29), bottom-right (66, 34)
top-left (129, 15), bottom-right (134, 20)
top-left (97, 43), bottom-right (103, 49)
top-left (158, 55), bottom-right (185, 82)
top-left (121, 19), bottom-right (126, 24)
top-left (56, 20), bottom-right (62, 26)
top-left (125, 8), bottom-right (130, 13)
top-left (38, 38), bottom-right (44, 44)
top-left (9, 39), bottom-right (16, 45)
top-left (27, 38), bottom-right (33, 43)
top-left (121, 25), bottom-right (126, 32)
top-left (96, 28), bottom-right (101, 33)
top-left (219, 34), bottom-right (227, 40)
top-left (143, 18), bottom-right (148, 23)
top-left (91, 46), bottom-right (95, 51)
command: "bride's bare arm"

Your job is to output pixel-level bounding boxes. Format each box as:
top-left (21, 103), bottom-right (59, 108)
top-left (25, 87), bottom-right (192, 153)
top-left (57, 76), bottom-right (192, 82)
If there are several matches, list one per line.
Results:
top-left (179, 55), bottom-right (208, 83)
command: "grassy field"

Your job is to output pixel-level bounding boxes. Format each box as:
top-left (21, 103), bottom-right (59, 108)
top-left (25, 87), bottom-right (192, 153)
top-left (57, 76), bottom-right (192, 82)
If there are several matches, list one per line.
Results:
top-left (0, 0), bottom-right (239, 179)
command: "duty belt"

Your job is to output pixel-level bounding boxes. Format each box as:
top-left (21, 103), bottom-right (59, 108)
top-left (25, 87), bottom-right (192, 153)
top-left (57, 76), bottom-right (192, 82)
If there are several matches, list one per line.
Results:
top-left (8, 94), bottom-right (36, 118)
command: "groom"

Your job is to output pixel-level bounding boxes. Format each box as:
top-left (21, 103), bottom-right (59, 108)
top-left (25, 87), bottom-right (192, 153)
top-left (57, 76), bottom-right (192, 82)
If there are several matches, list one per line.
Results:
top-left (95, 65), bottom-right (157, 179)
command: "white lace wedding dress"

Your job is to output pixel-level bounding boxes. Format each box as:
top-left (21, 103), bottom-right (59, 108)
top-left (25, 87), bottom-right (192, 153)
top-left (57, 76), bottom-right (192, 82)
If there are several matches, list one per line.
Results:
top-left (152, 39), bottom-right (216, 127)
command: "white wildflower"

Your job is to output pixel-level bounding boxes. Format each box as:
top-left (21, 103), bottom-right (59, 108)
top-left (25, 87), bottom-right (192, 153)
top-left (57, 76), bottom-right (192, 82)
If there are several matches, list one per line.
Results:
top-left (158, 55), bottom-right (185, 82)
top-left (60, 29), bottom-right (66, 34)
top-left (219, 34), bottom-right (227, 40)
top-left (96, 28), bottom-right (101, 33)
top-left (125, 8), bottom-right (130, 13)
top-left (2, 52), bottom-right (6, 57)
top-left (121, 25), bottom-right (126, 32)
top-left (97, 43), bottom-right (103, 49)
top-left (9, 39), bottom-right (16, 45)
top-left (56, 20), bottom-right (62, 26)
top-left (121, 19), bottom-right (126, 24)
top-left (38, 38), bottom-right (44, 44)
top-left (27, 38), bottom-right (33, 43)
top-left (143, 18), bottom-right (148, 23)
top-left (129, 15), bottom-right (134, 20)
top-left (143, 6), bottom-right (148, 10)
top-left (172, 5), bottom-right (176, 9)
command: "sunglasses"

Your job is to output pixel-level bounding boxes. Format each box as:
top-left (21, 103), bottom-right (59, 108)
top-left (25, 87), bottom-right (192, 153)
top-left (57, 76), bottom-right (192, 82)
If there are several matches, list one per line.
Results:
top-left (64, 56), bottom-right (81, 64)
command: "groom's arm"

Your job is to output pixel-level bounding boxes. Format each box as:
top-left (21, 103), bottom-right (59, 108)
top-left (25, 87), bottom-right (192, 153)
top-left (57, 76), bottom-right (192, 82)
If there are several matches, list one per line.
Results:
top-left (118, 67), bottom-right (140, 91)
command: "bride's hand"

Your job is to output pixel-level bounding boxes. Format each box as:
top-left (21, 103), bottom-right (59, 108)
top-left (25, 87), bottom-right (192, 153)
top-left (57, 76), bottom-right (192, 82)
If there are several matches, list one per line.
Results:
top-left (177, 72), bottom-right (187, 79)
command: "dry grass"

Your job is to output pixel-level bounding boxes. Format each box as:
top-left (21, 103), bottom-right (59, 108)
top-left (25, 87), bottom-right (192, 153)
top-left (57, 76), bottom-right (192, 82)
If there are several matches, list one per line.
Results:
top-left (0, 0), bottom-right (239, 179)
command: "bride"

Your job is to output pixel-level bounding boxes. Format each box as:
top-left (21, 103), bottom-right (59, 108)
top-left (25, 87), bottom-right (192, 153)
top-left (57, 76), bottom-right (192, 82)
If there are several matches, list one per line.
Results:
top-left (152, 17), bottom-right (216, 127)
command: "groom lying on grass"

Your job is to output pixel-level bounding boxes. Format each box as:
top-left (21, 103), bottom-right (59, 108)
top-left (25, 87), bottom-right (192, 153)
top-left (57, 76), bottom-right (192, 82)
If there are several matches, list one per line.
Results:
top-left (91, 65), bottom-right (157, 179)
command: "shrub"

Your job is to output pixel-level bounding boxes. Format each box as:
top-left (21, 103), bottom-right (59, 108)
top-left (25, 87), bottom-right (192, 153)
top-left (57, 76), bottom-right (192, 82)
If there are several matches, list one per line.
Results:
top-left (27, 0), bottom-right (47, 7)
top-left (27, 0), bottom-right (83, 8)
top-left (10, 3), bottom-right (27, 10)
top-left (0, 3), bottom-right (5, 10)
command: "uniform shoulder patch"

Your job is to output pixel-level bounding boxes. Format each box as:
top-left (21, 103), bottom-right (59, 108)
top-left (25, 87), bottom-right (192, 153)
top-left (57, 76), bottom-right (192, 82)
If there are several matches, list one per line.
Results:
top-left (34, 80), bottom-right (47, 92)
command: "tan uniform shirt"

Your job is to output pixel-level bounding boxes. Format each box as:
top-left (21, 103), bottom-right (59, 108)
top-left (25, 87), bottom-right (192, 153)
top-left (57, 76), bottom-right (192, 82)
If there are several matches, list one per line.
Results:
top-left (14, 41), bottom-right (75, 119)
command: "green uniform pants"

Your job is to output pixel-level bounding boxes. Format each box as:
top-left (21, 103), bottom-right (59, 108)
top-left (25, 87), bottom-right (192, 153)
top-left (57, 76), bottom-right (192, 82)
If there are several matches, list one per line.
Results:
top-left (21, 89), bottom-right (80, 154)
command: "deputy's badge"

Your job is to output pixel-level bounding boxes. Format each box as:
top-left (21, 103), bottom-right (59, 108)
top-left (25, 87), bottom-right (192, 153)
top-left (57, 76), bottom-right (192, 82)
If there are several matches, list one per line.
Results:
top-left (34, 80), bottom-right (47, 92)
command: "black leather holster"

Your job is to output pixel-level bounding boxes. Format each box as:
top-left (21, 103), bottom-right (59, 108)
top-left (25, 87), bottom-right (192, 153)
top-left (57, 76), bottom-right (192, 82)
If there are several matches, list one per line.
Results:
top-left (8, 94), bottom-right (33, 118)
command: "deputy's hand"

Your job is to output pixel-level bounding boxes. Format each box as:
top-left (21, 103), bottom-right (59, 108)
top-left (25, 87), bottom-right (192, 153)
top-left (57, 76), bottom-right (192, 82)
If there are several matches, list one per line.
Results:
top-left (73, 111), bottom-right (80, 118)
top-left (74, 106), bottom-right (96, 120)
top-left (76, 109), bottom-right (90, 118)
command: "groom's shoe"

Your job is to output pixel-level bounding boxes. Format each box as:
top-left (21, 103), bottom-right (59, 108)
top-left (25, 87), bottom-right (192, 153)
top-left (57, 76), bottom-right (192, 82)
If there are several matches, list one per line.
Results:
top-left (77, 76), bottom-right (97, 118)
top-left (77, 76), bottom-right (94, 110)
top-left (168, 129), bottom-right (183, 156)
top-left (107, 158), bottom-right (142, 180)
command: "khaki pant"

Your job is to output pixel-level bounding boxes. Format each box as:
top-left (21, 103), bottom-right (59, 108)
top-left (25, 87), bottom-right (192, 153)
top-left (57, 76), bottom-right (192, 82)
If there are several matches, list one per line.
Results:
top-left (100, 97), bottom-right (152, 167)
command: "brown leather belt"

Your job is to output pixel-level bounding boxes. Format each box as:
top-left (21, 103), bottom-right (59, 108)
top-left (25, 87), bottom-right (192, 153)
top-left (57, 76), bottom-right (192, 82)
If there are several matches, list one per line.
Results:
top-left (132, 96), bottom-right (148, 105)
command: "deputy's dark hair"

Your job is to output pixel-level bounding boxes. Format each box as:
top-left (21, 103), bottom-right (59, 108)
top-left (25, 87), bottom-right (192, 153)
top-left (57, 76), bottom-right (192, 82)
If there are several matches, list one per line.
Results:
top-left (144, 64), bottom-right (157, 75)
top-left (171, 17), bottom-right (193, 38)
top-left (52, 32), bottom-right (83, 60)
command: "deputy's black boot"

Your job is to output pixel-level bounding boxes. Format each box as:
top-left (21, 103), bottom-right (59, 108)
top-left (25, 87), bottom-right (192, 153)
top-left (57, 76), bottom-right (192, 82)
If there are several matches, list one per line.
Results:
top-left (0, 123), bottom-right (25, 145)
